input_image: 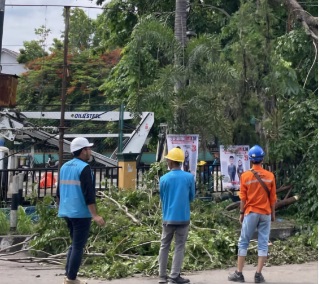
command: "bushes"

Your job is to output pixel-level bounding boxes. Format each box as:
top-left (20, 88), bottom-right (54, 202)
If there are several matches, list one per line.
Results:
top-left (0, 206), bottom-right (35, 235)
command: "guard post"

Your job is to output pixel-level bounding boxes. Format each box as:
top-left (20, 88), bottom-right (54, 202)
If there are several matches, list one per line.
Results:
top-left (117, 153), bottom-right (138, 190)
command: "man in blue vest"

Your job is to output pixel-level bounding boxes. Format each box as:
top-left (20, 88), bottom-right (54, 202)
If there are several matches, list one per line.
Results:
top-left (158, 147), bottom-right (195, 284)
top-left (57, 137), bottom-right (105, 284)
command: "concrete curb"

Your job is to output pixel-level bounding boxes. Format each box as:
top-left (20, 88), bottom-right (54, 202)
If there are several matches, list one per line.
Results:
top-left (0, 235), bottom-right (31, 252)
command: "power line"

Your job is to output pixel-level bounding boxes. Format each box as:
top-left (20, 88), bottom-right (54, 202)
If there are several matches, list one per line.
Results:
top-left (5, 4), bottom-right (104, 9)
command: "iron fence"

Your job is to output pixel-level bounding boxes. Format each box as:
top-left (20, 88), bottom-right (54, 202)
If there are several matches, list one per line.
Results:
top-left (0, 166), bottom-right (120, 206)
top-left (136, 162), bottom-right (296, 200)
top-left (0, 162), bottom-right (296, 206)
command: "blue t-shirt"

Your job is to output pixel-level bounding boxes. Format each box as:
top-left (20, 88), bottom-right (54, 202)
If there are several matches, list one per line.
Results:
top-left (159, 169), bottom-right (195, 225)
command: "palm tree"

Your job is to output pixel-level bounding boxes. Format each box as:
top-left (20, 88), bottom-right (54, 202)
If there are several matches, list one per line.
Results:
top-left (174, 0), bottom-right (187, 49)
top-left (173, 0), bottom-right (188, 132)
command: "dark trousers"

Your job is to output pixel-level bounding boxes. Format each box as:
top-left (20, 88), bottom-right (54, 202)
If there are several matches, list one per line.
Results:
top-left (65, 217), bottom-right (91, 280)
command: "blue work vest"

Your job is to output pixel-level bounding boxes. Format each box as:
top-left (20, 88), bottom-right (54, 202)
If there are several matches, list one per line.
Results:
top-left (58, 158), bottom-right (92, 218)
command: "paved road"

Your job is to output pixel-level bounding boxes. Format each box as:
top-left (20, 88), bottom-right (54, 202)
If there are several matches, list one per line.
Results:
top-left (0, 259), bottom-right (317, 284)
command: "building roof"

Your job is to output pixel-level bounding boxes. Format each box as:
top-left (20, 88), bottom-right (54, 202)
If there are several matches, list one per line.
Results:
top-left (1, 48), bottom-right (19, 58)
top-left (1, 48), bottom-right (26, 75)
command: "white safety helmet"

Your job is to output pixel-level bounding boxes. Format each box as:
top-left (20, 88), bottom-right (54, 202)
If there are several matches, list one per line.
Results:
top-left (70, 137), bottom-right (93, 153)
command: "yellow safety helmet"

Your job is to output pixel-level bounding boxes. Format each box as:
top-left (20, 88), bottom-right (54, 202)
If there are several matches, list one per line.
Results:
top-left (197, 160), bottom-right (206, 166)
top-left (165, 147), bottom-right (185, 162)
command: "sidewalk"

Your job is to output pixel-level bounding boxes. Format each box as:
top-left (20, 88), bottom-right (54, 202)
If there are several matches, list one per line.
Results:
top-left (0, 259), bottom-right (317, 284)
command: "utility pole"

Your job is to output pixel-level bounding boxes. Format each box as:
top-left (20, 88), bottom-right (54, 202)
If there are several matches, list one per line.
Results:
top-left (0, 0), bottom-right (5, 72)
top-left (58, 6), bottom-right (70, 171)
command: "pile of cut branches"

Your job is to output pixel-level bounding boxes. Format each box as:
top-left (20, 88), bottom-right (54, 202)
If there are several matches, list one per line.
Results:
top-left (0, 189), bottom-right (317, 280)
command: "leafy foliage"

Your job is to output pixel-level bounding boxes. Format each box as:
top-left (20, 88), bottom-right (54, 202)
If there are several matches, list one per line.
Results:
top-left (0, 206), bottom-right (36, 235)
top-left (17, 25), bottom-right (50, 63)
top-left (14, 0), bottom-right (318, 263)
top-left (69, 8), bottom-right (95, 53)
top-left (30, 191), bottom-right (238, 279)
top-left (0, 210), bottom-right (9, 235)
top-left (28, 190), bottom-right (317, 279)
top-left (17, 206), bottom-right (35, 235)
top-left (138, 161), bottom-right (169, 192)
top-left (31, 196), bottom-right (68, 255)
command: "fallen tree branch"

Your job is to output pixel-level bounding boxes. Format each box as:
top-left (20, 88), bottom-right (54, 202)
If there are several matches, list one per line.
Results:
top-left (97, 191), bottom-right (141, 224)
top-left (191, 223), bottom-right (220, 233)
top-left (271, 0), bottom-right (318, 41)
top-left (275, 195), bottom-right (299, 209)
top-left (0, 234), bottom-right (38, 253)
top-left (0, 248), bottom-right (51, 258)
top-left (0, 256), bottom-right (63, 265)
top-left (276, 185), bottom-right (292, 194)
top-left (83, 252), bottom-right (105, 257)
top-left (221, 212), bottom-right (239, 222)
top-left (225, 201), bottom-right (241, 211)
top-left (0, 251), bottom-right (105, 265)
top-left (225, 185), bottom-right (295, 211)
top-left (121, 240), bottom-right (160, 254)
top-left (203, 246), bottom-right (214, 263)
top-left (116, 253), bottom-right (139, 259)
top-left (284, 187), bottom-right (293, 200)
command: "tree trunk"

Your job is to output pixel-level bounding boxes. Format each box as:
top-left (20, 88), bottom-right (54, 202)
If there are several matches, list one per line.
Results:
top-left (173, 0), bottom-right (188, 132)
top-left (271, 0), bottom-right (318, 42)
top-left (225, 194), bottom-right (299, 211)
top-left (275, 195), bottom-right (299, 209)
top-left (174, 0), bottom-right (187, 49)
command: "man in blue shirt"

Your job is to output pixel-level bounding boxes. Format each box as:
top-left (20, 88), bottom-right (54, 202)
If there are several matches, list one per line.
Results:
top-left (57, 137), bottom-right (105, 284)
top-left (158, 147), bottom-right (195, 284)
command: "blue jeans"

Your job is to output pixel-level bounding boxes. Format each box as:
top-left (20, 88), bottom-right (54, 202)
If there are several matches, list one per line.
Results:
top-left (238, 212), bottom-right (271, 257)
top-left (158, 224), bottom-right (189, 278)
top-left (65, 217), bottom-right (91, 280)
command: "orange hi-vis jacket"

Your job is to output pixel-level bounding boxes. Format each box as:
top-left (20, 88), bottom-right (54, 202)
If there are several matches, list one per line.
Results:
top-left (239, 164), bottom-right (277, 215)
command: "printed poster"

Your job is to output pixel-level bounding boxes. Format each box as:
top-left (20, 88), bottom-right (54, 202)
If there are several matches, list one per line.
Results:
top-left (220, 145), bottom-right (250, 189)
top-left (166, 134), bottom-right (199, 178)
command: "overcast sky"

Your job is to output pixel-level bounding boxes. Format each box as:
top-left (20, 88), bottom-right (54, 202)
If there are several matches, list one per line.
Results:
top-left (3, 0), bottom-right (105, 52)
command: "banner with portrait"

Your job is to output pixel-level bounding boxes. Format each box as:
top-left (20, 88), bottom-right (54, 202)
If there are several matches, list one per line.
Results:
top-left (166, 134), bottom-right (199, 178)
top-left (220, 145), bottom-right (250, 189)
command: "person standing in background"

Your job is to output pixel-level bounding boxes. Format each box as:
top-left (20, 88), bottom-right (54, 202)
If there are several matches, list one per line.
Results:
top-left (228, 145), bottom-right (277, 283)
top-left (158, 147), bottom-right (195, 284)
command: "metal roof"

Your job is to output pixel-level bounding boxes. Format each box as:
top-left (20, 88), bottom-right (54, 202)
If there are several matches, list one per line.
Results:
top-left (1, 48), bottom-right (19, 58)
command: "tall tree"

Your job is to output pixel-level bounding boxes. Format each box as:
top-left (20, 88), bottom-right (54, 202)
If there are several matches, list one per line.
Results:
top-left (271, 0), bottom-right (317, 44)
top-left (17, 25), bottom-right (50, 63)
top-left (68, 8), bottom-right (95, 53)
top-left (99, 18), bottom-right (236, 145)
top-left (173, 0), bottom-right (188, 133)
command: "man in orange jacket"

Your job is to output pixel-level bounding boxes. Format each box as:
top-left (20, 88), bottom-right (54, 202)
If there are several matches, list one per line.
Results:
top-left (228, 145), bottom-right (277, 283)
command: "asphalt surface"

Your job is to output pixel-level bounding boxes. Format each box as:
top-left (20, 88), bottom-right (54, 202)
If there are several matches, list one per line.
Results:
top-left (0, 259), bottom-right (317, 284)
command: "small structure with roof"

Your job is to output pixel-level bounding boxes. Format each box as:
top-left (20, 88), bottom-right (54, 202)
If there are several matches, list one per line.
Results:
top-left (1, 48), bottom-right (26, 75)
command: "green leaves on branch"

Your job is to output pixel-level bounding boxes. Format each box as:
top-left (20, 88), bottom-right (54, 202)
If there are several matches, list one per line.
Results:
top-left (29, 191), bottom-right (317, 279)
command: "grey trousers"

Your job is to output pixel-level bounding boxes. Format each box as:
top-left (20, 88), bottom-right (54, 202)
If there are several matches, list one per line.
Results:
top-left (158, 224), bottom-right (189, 278)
